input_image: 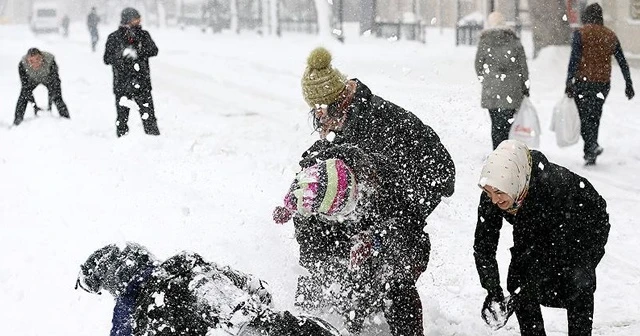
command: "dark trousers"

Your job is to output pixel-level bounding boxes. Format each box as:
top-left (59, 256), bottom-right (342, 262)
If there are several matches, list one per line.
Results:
top-left (384, 266), bottom-right (426, 336)
top-left (574, 82), bottom-right (610, 159)
top-left (514, 287), bottom-right (594, 336)
top-left (488, 108), bottom-right (517, 149)
top-left (15, 80), bottom-right (69, 125)
top-left (115, 92), bottom-right (160, 137)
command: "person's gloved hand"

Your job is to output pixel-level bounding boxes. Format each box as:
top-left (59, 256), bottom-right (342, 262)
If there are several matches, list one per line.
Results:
top-left (349, 231), bottom-right (381, 270)
top-left (625, 83), bottom-right (635, 100)
top-left (272, 206), bottom-right (293, 224)
top-left (482, 288), bottom-right (514, 330)
top-left (299, 139), bottom-right (332, 168)
top-left (122, 47), bottom-right (138, 59)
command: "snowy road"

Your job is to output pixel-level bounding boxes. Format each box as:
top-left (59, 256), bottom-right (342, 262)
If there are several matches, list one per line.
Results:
top-left (1, 23), bottom-right (639, 335)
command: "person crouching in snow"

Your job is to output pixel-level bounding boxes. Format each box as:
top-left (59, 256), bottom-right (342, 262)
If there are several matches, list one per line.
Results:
top-left (14, 48), bottom-right (70, 126)
top-left (474, 140), bottom-right (610, 335)
top-left (75, 242), bottom-right (341, 336)
top-left (273, 145), bottom-right (430, 336)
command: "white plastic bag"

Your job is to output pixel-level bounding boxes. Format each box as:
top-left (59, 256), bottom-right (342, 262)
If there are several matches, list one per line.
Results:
top-left (550, 96), bottom-right (581, 147)
top-left (509, 97), bottom-right (541, 148)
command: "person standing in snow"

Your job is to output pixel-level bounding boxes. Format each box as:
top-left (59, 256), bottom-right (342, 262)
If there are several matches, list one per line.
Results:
top-left (300, 46), bottom-right (455, 223)
top-left (76, 242), bottom-right (340, 336)
top-left (474, 140), bottom-right (610, 335)
top-left (104, 7), bottom-right (160, 137)
top-left (87, 7), bottom-right (100, 52)
top-left (474, 11), bottom-right (530, 150)
top-left (61, 14), bottom-right (70, 38)
top-left (14, 48), bottom-right (70, 126)
top-left (273, 145), bottom-right (430, 336)
top-left (565, 3), bottom-right (634, 165)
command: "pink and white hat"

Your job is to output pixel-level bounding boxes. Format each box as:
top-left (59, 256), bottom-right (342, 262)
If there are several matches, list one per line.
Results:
top-left (273, 159), bottom-right (358, 224)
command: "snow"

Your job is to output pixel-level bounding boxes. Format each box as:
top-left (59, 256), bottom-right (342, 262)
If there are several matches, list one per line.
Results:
top-left (1, 23), bottom-right (640, 336)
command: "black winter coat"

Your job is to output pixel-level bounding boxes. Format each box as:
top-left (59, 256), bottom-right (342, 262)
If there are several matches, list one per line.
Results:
top-left (104, 26), bottom-right (158, 95)
top-left (322, 79), bottom-right (455, 221)
top-left (294, 145), bottom-right (430, 273)
top-left (131, 252), bottom-right (271, 336)
top-left (474, 150), bottom-right (609, 307)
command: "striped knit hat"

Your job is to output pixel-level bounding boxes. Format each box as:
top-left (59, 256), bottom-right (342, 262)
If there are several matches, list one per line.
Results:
top-left (273, 159), bottom-right (358, 224)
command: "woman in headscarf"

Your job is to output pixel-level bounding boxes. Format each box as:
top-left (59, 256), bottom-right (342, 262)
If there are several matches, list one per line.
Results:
top-left (474, 140), bottom-right (610, 335)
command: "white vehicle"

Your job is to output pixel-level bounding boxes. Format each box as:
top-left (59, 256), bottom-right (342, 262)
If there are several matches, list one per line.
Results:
top-left (30, 2), bottom-right (60, 34)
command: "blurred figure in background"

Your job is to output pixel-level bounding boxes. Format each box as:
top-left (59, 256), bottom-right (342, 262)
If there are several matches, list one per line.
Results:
top-left (103, 8), bottom-right (160, 137)
top-left (87, 7), bottom-right (100, 52)
top-left (565, 3), bottom-right (634, 165)
top-left (61, 14), bottom-right (70, 38)
top-left (14, 48), bottom-right (70, 126)
top-left (475, 12), bottom-right (530, 150)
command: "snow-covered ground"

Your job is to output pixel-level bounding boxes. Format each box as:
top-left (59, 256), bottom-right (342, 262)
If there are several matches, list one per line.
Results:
top-left (1, 23), bottom-right (639, 336)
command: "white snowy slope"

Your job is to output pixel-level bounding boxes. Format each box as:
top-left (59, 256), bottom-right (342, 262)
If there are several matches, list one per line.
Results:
top-left (0, 23), bottom-right (639, 336)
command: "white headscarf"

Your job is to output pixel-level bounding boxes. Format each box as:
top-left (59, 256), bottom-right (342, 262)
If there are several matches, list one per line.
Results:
top-left (478, 140), bottom-right (532, 201)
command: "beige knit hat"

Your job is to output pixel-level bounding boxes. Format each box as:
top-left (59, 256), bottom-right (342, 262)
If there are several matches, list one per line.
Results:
top-left (301, 47), bottom-right (347, 108)
top-left (486, 12), bottom-right (506, 29)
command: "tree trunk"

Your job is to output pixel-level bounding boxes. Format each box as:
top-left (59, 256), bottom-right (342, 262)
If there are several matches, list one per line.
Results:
top-left (528, 0), bottom-right (572, 58)
top-left (313, 0), bottom-right (332, 38)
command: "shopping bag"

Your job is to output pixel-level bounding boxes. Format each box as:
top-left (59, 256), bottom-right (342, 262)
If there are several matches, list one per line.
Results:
top-left (550, 96), bottom-right (581, 147)
top-left (509, 97), bottom-right (541, 148)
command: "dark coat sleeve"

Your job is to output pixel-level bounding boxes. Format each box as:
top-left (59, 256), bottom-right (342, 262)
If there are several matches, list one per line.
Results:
top-left (473, 192), bottom-right (504, 295)
top-left (613, 38), bottom-right (633, 86)
top-left (18, 62), bottom-right (29, 87)
top-left (566, 30), bottom-right (582, 85)
top-left (49, 59), bottom-right (62, 83)
top-left (104, 33), bottom-right (119, 65)
top-left (138, 30), bottom-right (158, 59)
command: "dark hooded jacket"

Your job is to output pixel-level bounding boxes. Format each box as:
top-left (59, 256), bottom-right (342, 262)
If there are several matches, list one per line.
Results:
top-left (309, 79), bottom-right (455, 223)
top-left (474, 150), bottom-right (609, 308)
top-left (79, 244), bottom-right (339, 336)
top-left (474, 28), bottom-right (529, 110)
top-left (104, 26), bottom-right (158, 95)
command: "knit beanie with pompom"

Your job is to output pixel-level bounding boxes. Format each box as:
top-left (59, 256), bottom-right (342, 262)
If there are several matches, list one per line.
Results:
top-left (301, 47), bottom-right (347, 108)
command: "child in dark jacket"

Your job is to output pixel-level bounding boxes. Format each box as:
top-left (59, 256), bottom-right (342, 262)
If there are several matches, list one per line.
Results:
top-left (76, 242), bottom-right (340, 336)
top-left (273, 145), bottom-right (430, 336)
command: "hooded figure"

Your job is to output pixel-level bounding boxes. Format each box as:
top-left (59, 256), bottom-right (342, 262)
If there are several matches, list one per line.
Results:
top-left (474, 140), bottom-right (610, 336)
top-left (475, 12), bottom-right (530, 150)
top-left (565, 3), bottom-right (634, 165)
top-left (300, 47), bottom-right (455, 224)
top-left (274, 145), bottom-right (430, 336)
top-left (76, 242), bottom-right (340, 336)
top-left (104, 7), bottom-right (160, 137)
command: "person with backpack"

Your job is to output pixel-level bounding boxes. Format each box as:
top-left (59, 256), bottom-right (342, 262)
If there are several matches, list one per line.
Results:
top-left (103, 8), bottom-right (160, 137)
top-left (565, 3), bottom-right (634, 165)
top-left (273, 145), bottom-right (430, 336)
top-left (76, 242), bottom-right (340, 336)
